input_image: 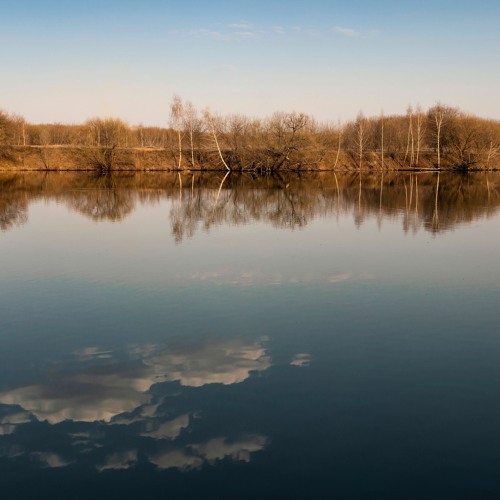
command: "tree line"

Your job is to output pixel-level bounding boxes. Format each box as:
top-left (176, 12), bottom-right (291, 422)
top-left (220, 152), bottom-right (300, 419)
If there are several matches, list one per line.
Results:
top-left (1, 98), bottom-right (499, 171)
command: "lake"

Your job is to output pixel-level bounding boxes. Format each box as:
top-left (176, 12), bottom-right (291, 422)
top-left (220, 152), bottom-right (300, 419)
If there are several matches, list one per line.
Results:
top-left (1, 171), bottom-right (500, 499)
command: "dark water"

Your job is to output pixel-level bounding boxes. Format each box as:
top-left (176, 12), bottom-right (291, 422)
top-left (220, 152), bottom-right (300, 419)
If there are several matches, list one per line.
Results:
top-left (1, 171), bottom-right (500, 499)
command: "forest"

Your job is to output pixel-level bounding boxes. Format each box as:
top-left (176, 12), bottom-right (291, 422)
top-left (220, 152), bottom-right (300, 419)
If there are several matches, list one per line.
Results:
top-left (1, 98), bottom-right (499, 171)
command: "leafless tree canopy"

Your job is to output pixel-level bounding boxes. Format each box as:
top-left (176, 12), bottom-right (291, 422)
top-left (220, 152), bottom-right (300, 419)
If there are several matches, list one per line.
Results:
top-left (1, 100), bottom-right (500, 171)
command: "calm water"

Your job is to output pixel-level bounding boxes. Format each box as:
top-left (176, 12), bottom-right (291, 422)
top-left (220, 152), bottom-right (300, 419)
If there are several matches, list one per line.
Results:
top-left (1, 171), bottom-right (500, 499)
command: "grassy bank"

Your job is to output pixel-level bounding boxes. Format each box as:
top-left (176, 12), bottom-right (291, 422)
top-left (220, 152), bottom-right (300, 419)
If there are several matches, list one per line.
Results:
top-left (1, 145), bottom-right (498, 172)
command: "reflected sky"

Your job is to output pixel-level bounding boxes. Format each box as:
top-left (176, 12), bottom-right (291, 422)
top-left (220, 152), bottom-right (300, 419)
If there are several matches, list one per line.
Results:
top-left (0, 338), bottom-right (275, 475)
top-left (0, 339), bottom-right (272, 423)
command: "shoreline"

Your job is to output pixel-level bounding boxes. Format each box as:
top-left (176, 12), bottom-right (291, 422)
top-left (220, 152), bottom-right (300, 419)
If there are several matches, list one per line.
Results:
top-left (1, 145), bottom-right (498, 172)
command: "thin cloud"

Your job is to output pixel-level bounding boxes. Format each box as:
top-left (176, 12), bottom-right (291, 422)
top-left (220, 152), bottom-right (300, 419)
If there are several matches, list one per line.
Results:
top-left (187, 29), bottom-right (229, 41)
top-left (181, 24), bottom-right (358, 42)
top-left (229, 22), bottom-right (254, 30)
top-left (233, 31), bottom-right (258, 39)
top-left (183, 26), bottom-right (260, 41)
top-left (334, 26), bottom-right (358, 37)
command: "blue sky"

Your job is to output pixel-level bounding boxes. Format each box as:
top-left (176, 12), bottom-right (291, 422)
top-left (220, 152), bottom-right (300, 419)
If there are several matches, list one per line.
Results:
top-left (1, 0), bottom-right (499, 125)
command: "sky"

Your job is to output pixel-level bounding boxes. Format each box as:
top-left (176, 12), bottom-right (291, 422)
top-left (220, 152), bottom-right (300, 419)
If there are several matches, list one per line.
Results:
top-left (1, 0), bottom-right (499, 125)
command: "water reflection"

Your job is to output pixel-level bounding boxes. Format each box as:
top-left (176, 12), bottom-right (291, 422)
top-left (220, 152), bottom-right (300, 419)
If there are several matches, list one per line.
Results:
top-left (1, 171), bottom-right (499, 236)
top-left (0, 337), bottom-right (278, 472)
top-left (2, 171), bottom-right (500, 497)
top-left (290, 353), bottom-right (312, 367)
top-left (145, 340), bottom-right (271, 387)
top-left (148, 435), bottom-right (268, 472)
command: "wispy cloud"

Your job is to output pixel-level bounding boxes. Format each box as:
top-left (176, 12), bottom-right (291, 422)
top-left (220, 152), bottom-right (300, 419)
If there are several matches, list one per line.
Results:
top-left (181, 25), bottom-right (259, 42)
top-left (229, 22), bottom-right (254, 30)
top-left (334, 26), bottom-right (358, 37)
top-left (233, 31), bottom-right (258, 39)
top-left (180, 23), bottom-right (370, 43)
top-left (187, 29), bottom-right (229, 41)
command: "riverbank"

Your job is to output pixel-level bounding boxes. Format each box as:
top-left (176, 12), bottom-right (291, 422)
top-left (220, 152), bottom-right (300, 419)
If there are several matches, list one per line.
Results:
top-left (1, 145), bottom-right (499, 172)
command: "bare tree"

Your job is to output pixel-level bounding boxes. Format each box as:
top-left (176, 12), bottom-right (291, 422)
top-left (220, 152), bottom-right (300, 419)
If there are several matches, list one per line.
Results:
top-left (354, 112), bottom-right (369, 169)
top-left (415, 105), bottom-right (426, 166)
top-left (82, 118), bottom-right (129, 171)
top-left (486, 140), bottom-right (499, 170)
top-left (333, 120), bottom-right (343, 170)
top-left (185, 101), bottom-right (197, 168)
top-left (404, 105), bottom-right (415, 166)
top-left (170, 95), bottom-right (184, 170)
top-left (227, 114), bottom-right (249, 167)
top-left (380, 110), bottom-right (384, 171)
top-left (204, 109), bottom-right (230, 171)
top-left (430, 104), bottom-right (446, 169)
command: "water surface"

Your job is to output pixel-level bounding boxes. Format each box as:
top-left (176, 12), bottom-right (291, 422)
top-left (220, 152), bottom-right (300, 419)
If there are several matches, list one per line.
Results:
top-left (1, 171), bottom-right (500, 499)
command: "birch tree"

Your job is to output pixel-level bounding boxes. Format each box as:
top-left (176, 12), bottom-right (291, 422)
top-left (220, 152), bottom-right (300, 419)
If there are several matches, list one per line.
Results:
top-left (170, 95), bottom-right (184, 170)
top-left (404, 105), bottom-right (415, 166)
top-left (415, 105), bottom-right (426, 166)
top-left (380, 110), bottom-right (384, 171)
top-left (204, 109), bottom-right (230, 171)
top-left (333, 120), bottom-right (343, 170)
top-left (354, 112), bottom-right (369, 170)
top-left (430, 104), bottom-right (446, 169)
top-left (185, 101), bottom-right (197, 168)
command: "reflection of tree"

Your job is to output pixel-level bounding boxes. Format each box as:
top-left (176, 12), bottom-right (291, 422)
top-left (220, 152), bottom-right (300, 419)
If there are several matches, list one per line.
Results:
top-left (431, 172), bottom-right (440, 232)
top-left (65, 173), bottom-right (135, 222)
top-left (0, 198), bottom-right (28, 230)
top-left (169, 173), bottom-right (316, 240)
top-left (0, 174), bottom-right (29, 230)
top-left (1, 171), bottom-right (500, 237)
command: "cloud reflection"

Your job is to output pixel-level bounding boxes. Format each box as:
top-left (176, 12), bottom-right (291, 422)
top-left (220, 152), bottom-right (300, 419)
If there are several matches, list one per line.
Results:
top-left (189, 268), bottom-right (353, 287)
top-left (97, 450), bottom-right (138, 472)
top-left (149, 448), bottom-right (204, 472)
top-left (0, 424), bottom-right (16, 436)
top-left (149, 435), bottom-right (267, 471)
top-left (0, 339), bottom-right (271, 425)
top-left (191, 435), bottom-right (267, 464)
top-left (0, 370), bottom-right (152, 424)
top-left (0, 338), bottom-right (306, 473)
top-left (73, 347), bottom-right (113, 361)
top-left (140, 414), bottom-right (190, 440)
top-left (146, 340), bottom-right (271, 387)
top-left (32, 452), bottom-right (73, 469)
top-left (290, 353), bottom-right (312, 367)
